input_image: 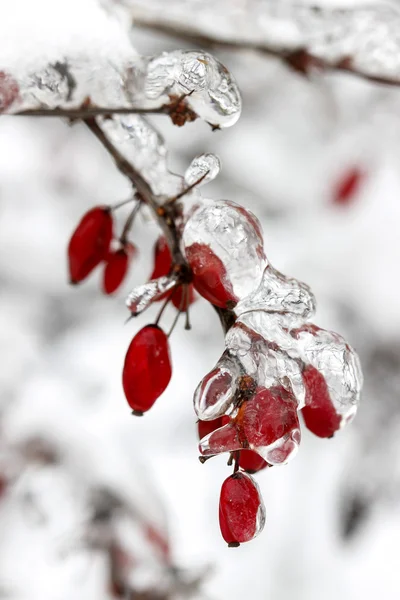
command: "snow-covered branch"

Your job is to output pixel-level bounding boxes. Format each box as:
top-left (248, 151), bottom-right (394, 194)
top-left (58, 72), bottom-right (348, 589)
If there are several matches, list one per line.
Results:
top-left (118, 0), bottom-right (400, 87)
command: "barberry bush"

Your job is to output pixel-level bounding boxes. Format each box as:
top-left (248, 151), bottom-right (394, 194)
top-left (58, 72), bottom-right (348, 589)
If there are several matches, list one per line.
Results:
top-left (9, 0), bottom-right (400, 596)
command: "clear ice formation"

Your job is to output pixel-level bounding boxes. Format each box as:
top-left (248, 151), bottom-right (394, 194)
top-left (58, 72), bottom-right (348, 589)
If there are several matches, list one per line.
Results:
top-left (187, 198), bottom-right (363, 463)
top-left (126, 276), bottom-right (176, 315)
top-left (184, 153), bottom-right (221, 188)
top-left (182, 199), bottom-right (267, 303)
top-left (2, 50), bottom-right (242, 128)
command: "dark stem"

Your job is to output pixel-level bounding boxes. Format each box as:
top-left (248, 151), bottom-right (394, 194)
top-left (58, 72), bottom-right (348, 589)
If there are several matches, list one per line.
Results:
top-left (17, 103), bottom-right (183, 119)
top-left (155, 287), bottom-right (178, 327)
top-left (165, 170), bottom-right (210, 205)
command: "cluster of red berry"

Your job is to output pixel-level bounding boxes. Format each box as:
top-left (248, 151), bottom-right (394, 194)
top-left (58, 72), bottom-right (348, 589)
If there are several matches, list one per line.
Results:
top-left (68, 204), bottom-right (137, 294)
top-left (68, 196), bottom-right (362, 548)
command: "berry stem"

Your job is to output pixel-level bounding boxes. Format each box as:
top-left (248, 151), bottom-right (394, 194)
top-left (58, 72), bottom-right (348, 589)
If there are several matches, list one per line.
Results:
top-left (154, 287), bottom-right (178, 327)
top-left (165, 170), bottom-right (210, 205)
top-left (110, 197), bottom-right (136, 212)
top-left (120, 200), bottom-right (141, 245)
top-left (184, 285), bottom-right (191, 331)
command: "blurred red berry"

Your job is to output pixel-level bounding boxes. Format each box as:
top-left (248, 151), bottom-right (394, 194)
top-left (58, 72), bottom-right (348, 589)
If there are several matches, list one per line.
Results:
top-left (122, 325), bottom-right (172, 415)
top-left (0, 71), bottom-right (19, 112)
top-left (301, 365), bottom-right (341, 438)
top-left (150, 236), bottom-right (172, 280)
top-left (103, 243), bottom-right (137, 295)
top-left (333, 167), bottom-right (363, 205)
top-left (219, 472), bottom-right (265, 546)
top-left (171, 283), bottom-right (195, 310)
top-left (68, 206), bottom-right (113, 284)
top-left (185, 242), bottom-right (238, 308)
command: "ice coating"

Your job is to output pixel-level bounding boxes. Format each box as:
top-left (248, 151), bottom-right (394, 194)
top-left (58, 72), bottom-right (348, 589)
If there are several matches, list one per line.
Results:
top-left (235, 264), bottom-right (316, 325)
top-left (199, 386), bottom-right (301, 466)
top-left (183, 199), bottom-right (267, 303)
top-left (99, 114), bottom-right (182, 196)
top-left (143, 50), bottom-right (241, 128)
top-left (193, 351), bottom-right (240, 421)
top-left (292, 324), bottom-right (363, 424)
top-left (4, 50), bottom-right (241, 128)
top-left (126, 276), bottom-right (176, 315)
top-left (184, 153), bottom-right (221, 187)
top-left (120, 0), bottom-right (400, 86)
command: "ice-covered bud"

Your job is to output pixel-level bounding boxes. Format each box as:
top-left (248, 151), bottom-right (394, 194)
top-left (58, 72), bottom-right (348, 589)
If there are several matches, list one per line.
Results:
top-left (145, 50), bottom-right (241, 128)
top-left (184, 153), bottom-right (221, 187)
top-left (219, 473), bottom-right (265, 546)
top-left (235, 264), bottom-right (316, 325)
top-left (200, 386), bottom-right (301, 466)
top-left (292, 324), bottom-right (363, 434)
top-left (183, 200), bottom-right (267, 308)
top-left (193, 351), bottom-right (240, 420)
top-left (125, 276), bottom-right (176, 316)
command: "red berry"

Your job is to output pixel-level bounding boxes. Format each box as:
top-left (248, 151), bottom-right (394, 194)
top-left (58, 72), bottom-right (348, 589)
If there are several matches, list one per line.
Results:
top-left (0, 72), bottom-right (19, 112)
top-left (122, 325), bottom-right (172, 414)
top-left (185, 242), bottom-right (238, 309)
top-left (103, 244), bottom-right (136, 295)
top-left (171, 283), bottom-right (195, 310)
top-left (219, 472), bottom-right (265, 546)
top-left (333, 167), bottom-right (363, 205)
top-left (241, 386), bottom-right (299, 450)
top-left (150, 236), bottom-right (172, 280)
top-left (238, 450), bottom-right (268, 474)
top-left (68, 206), bottom-right (113, 284)
top-left (301, 365), bottom-right (341, 438)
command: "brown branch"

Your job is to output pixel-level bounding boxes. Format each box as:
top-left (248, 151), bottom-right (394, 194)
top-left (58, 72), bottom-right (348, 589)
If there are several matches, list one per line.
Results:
top-left (132, 19), bottom-right (400, 88)
top-left (84, 116), bottom-right (236, 332)
top-left (17, 105), bottom-right (175, 119)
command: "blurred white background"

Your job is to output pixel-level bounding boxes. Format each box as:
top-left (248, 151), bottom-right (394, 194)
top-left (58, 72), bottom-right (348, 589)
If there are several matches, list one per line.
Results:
top-left (1, 0), bottom-right (400, 599)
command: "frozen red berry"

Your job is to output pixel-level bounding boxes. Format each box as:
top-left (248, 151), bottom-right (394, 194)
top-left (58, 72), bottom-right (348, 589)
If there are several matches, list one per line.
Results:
top-left (333, 167), bottom-right (363, 205)
top-left (238, 450), bottom-right (268, 474)
top-left (219, 472), bottom-right (265, 546)
top-left (103, 243), bottom-right (137, 295)
top-left (185, 243), bottom-right (238, 309)
top-left (68, 206), bottom-right (113, 284)
top-left (122, 325), bottom-right (172, 415)
top-left (301, 365), bottom-right (341, 438)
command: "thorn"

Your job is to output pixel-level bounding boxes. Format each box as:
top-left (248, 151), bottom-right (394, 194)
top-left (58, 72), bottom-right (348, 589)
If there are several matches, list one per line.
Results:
top-left (124, 314), bottom-right (136, 325)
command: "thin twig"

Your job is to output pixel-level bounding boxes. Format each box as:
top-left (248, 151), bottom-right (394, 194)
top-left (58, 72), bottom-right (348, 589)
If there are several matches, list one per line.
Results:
top-left (165, 170), bottom-right (210, 205)
top-left (120, 200), bottom-right (141, 244)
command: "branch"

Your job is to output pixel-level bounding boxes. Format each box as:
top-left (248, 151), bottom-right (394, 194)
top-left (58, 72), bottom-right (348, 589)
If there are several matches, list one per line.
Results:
top-left (15, 94), bottom-right (198, 125)
top-left (130, 7), bottom-right (400, 89)
top-left (85, 116), bottom-right (236, 331)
